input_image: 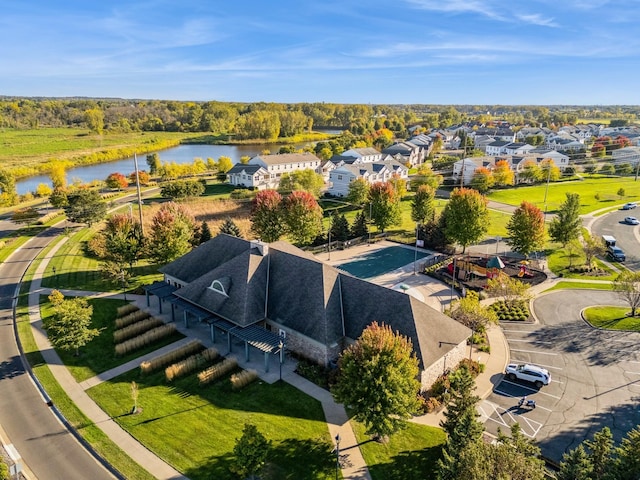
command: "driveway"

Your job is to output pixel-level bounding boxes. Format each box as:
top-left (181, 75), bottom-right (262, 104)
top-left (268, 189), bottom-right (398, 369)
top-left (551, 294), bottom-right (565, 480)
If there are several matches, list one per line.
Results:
top-left (480, 290), bottom-right (640, 462)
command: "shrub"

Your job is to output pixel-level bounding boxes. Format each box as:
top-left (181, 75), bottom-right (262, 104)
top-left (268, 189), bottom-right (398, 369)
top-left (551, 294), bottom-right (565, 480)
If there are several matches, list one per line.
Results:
top-left (140, 340), bottom-right (203, 374)
top-left (426, 396), bottom-right (441, 413)
top-left (230, 369), bottom-right (259, 390)
top-left (114, 317), bottom-right (164, 343)
top-left (115, 324), bottom-right (177, 356)
top-left (165, 347), bottom-right (219, 381)
top-left (198, 357), bottom-right (238, 386)
top-left (117, 304), bottom-right (139, 317)
top-left (115, 309), bottom-right (151, 329)
top-left (457, 358), bottom-right (483, 377)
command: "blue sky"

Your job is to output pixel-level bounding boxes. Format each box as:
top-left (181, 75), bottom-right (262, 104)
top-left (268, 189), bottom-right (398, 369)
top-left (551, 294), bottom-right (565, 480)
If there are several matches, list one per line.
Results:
top-left (1, 0), bottom-right (639, 104)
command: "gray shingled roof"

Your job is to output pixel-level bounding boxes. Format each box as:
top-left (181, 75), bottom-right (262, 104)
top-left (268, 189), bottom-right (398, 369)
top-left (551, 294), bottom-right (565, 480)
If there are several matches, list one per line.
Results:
top-left (159, 234), bottom-right (251, 284)
top-left (227, 164), bottom-right (266, 175)
top-left (253, 152), bottom-right (321, 166)
top-left (174, 248), bottom-right (268, 327)
top-left (266, 244), bottom-right (344, 346)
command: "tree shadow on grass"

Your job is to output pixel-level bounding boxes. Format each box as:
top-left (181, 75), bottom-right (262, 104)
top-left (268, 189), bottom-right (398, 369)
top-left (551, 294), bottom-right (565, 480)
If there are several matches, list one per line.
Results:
top-left (366, 444), bottom-right (443, 480)
top-left (183, 437), bottom-right (335, 480)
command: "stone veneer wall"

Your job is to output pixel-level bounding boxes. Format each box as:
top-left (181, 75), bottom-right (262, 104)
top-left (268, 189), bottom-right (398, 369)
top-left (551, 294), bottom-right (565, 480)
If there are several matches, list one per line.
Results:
top-left (266, 321), bottom-right (342, 366)
top-left (420, 340), bottom-right (468, 391)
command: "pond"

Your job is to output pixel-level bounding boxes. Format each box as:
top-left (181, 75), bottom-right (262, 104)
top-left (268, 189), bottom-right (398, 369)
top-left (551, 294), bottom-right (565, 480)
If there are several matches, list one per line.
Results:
top-left (16, 142), bottom-right (308, 194)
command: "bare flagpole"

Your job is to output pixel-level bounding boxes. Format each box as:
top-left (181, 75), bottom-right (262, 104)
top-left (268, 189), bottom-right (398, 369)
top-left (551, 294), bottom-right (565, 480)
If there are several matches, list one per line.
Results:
top-left (133, 153), bottom-right (145, 236)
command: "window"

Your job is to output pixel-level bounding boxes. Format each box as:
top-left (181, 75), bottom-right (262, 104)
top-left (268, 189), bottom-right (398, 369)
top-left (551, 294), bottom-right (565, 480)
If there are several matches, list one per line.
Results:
top-left (337, 175), bottom-right (343, 180)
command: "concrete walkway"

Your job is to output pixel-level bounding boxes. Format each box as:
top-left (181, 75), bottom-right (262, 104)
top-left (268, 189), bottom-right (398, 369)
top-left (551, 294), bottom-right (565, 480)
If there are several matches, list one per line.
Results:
top-left (26, 237), bottom-right (539, 480)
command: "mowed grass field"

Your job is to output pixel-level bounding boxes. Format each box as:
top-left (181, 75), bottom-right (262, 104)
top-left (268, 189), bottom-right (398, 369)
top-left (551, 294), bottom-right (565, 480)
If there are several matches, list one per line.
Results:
top-left (487, 176), bottom-right (640, 215)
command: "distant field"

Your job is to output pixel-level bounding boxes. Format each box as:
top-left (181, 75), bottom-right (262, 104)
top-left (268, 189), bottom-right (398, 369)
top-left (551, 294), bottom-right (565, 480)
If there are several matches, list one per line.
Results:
top-left (487, 176), bottom-right (640, 215)
top-left (0, 128), bottom-right (198, 177)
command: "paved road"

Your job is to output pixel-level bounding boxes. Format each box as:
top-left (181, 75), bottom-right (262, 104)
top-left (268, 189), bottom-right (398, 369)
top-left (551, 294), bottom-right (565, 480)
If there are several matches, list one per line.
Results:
top-left (0, 226), bottom-right (115, 479)
top-left (590, 207), bottom-right (640, 271)
top-left (481, 290), bottom-right (640, 462)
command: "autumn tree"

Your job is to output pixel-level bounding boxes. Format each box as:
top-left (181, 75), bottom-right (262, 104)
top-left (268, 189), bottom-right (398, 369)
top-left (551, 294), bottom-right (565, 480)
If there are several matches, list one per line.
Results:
top-left (148, 202), bottom-right (197, 264)
top-left (442, 188), bottom-right (489, 253)
top-left (85, 107), bottom-right (104, 134)
top-left (128, 170), bottom-right (151, 186)
top-left (146, 153), bottom-right (161, 175)
top-left (44, 295), bottom-right (100, 356)
top-left (332, 322), bottom-right (420, 440)
top-left (368, 182), bottom-right (401, 232)
top-left (0, 169), bottom-right (18, 207)
top-left (470, 167), bottom-right (494, 193)
top-left (445, 290), bottom-right (496, 346)
top-left (612, 271), bottom-right (640, 317)
top-left (518, 160), bottom-right (541, 184)
top-left (492, 160), bottom-right (514, 187)
top-left (95, 213), bottom-right (145, 279)
top-left (540, 158), bottom-right (561, 182)
top-left (105, 172), bottom-right (129, 190)
top-left (230, 423), bottom-right (271, 480)
top-left (388, 173), bottom-right (407, 199)
top-left (346, 178), bottom-right (370, 206)
top-left (486, 275), bottom-right (530, 308)
top-left (251, 190), bottom-right (285, 243)
top-left (549, 193), bottom-right (581, 247)
top-left (411, 164), bottom-right (443, 190)
top-left (411, 184), bottom-right (435, 225)
top-left (506, 201), bottom-right (545, 258)
top-left (583, 233), bottom-right (606, 271)
top-left (63, 189), bottom-right (107, 226)
top-left (216, 156), bottom-right (234, 174)
top-left (49, 160), bottom-right (68, 189)
top-left (282, 190), bottom-right (323, 246)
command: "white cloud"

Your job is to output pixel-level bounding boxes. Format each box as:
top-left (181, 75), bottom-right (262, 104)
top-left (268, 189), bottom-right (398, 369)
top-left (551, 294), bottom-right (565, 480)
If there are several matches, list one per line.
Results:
top-left (405, 0), bottom-right (505, 20)
top-left (516, 14), bottom-right (559, 27)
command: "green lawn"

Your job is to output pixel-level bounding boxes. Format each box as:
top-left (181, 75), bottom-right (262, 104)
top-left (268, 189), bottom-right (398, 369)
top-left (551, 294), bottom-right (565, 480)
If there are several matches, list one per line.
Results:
top-left (545, 243), bottom-right (618, 281)
top-left (583, 306), bottom-right (640, 331)
top-left (352, 421), bottom-right (445, 480)
top-left (88, 370), bottom-right (335, 480)
top-left (543, 281), bottom-right (613, 292)
top-left (487, 176), bottom-right (640, 215)
top-left (40, 297), bottom-right (185, 382)
top-left (42, 225), bottom-right (162, 292)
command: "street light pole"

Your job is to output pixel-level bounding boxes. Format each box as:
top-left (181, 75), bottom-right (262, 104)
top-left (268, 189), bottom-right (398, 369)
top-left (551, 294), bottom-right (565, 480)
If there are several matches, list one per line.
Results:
top-left (543, 162), bottom-right (552, 205)
top-left (278, 339), bottom-right (284, 382)
top-left (334, 434), bottom-right (341, 480)
top-left (413, 222), bottom-right (419, 275)
top-left (368, 202), bottom-right (372, 245)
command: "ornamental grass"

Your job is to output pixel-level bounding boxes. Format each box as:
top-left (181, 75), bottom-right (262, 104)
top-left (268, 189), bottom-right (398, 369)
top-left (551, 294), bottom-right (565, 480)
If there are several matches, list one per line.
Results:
top-left (113, 317), bottom-right (164, 343)
top-left (165, 347), bottom-right (219, 382)
top-left (230, 369), bottom-right (259, 390)
top-left (115, 309), bottom-right (151, 329)
top-left (114, 324), bottom-right (177, 356)
top-left (197, 357), bottom-right (238, 386)
top-left (140, 340), bottom-right (203, 375)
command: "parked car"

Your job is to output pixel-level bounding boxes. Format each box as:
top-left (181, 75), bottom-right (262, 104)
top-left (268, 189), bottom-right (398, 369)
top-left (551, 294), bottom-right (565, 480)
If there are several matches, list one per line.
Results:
top-left (622, 202), bottom-right (637, 210)
top-left (624, 216), bottom-right (640, 225)
top-left (607, 246), bottom-right (626, 262)
top-left (505, 363), bottom-right (551, 388)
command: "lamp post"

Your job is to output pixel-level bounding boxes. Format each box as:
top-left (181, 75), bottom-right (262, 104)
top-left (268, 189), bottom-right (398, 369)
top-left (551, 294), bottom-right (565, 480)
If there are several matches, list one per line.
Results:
top-left (52, 266), bottom-right (57, 288)
top-left (368, 202), bottom-right (372, 245)
top-left (543, 161), bottom-right (552, 205)
top-left (334, 434), bottom-right (341, 480)
top-left (413, 222), bottom-right (420, 275)
top-left (495, 236), bottom-right (501, 255)
top-left (120, 271), bottom-right (127, 302)
top-left (278, 339), bottom-right (284, 382)
top-left (327, 215), bottom-right (332, 261)
top-left (449, 256), bottom-right (457, 304)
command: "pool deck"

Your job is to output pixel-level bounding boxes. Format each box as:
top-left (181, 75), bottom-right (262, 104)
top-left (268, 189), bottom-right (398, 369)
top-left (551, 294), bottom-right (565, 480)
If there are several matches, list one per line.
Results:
top-left (323, 240), bottom-right (453, 312)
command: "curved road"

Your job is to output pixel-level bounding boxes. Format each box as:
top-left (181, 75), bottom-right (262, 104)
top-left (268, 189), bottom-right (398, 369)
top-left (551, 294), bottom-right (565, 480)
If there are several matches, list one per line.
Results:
top-left (590, 207), bottom-right (640, 271)
top-left (0, 229), bottom-right (116, 478)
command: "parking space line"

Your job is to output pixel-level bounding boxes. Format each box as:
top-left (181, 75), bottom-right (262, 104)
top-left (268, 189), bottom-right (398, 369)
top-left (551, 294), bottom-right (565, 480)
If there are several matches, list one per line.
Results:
top-left (502, 329), bottom-right (538, 333)
top-left (492, 389), bottom-right (553, 411)
top-left (501, 380), bottom-right (562, 399)
top-left (509, 359), bottom-right (563, 371)
top-left (624, 371), bottom-right (640, 375)
top-left (507, 339), bottom-right (554, 344)
top-left (482, 402), bottom-right (542, 438)
top-left (510, 349), bottom-right (558, 355)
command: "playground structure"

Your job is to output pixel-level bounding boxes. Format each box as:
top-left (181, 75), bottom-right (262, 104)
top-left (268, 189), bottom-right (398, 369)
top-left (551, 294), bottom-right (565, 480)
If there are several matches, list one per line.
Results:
top-left (444, 255), bottom-right (546, 291)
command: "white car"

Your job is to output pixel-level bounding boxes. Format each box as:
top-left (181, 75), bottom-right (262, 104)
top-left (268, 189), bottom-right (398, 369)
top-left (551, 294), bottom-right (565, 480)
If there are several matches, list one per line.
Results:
top-left (624, 216), bottom-right (639, 225)
top-left (622, 202), bottom-right (637, 210)
top-left (505, 363), bottom-right (551, 388)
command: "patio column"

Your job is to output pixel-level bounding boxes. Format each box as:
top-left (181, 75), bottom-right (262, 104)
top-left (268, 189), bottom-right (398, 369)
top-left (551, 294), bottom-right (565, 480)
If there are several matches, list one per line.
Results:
top-left (170, 303), bottom-right (175, 322)
top-left (264, 352), bottom-right (269, 372)
top-left (145, 291), bottom-right (150, 307)
top-left (210, 324), bottom-right (215, 342)
top-left (183, 310), bottom-right (189, 328)
top-left (245, 341), bottom-right (250, 362)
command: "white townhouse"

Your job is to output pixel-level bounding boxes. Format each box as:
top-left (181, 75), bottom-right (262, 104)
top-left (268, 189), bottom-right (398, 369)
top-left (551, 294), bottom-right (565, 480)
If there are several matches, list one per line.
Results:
top-left (341, 147), bottom-right (383, 163)
top-left (226, 152), bottom-right (323, 190)
top-left (485, 140), bottom-right (513, 156)
top-left (382, 141), bottom-right (425, 166)
top-left (527, 148), bottom-right (571, 170)
top-left (452, 157), bottom-right (496, 186)
top-left (612, 146), bottom-right (640, 166)
top-left (328, 160), bottom-right (409, 197)
top-left (504, 142), bottom-right (535, 156)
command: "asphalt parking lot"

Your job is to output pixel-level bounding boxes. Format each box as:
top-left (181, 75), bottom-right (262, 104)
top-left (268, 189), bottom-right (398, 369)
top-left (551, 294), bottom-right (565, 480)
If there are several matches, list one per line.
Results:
top-left (480, 290), bottom-right (640, 463)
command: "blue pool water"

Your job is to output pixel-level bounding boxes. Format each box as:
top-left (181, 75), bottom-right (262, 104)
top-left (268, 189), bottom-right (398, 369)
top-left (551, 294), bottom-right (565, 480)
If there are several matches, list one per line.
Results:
top-left (337, 246), bottom-right (429, 279)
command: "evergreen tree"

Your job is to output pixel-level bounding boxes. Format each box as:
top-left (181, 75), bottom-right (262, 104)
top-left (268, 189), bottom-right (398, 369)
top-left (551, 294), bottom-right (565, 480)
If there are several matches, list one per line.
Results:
top-left (557, 445), bottom-right (594, 480)
top-left (218, 217), bottom-right (241, 238)
top-left (64, 189), bottom-right (107, 226)
top-left (329, 212), bottom-right (350, 242)
top-left (199, 221), bottom-right (213, 243)
top-left (549, 193), bottom-right (581, 247)
top-left (351, 211), bottom-right (369, 238)
top-left (614, 426), bottom-right (640, 480)
top-left (586, 426), bottom-right (614, 480)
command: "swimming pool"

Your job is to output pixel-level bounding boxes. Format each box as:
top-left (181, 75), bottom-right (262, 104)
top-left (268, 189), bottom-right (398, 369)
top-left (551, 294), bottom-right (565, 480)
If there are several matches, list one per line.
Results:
top-left (337, 245), bottom-right (429, 279)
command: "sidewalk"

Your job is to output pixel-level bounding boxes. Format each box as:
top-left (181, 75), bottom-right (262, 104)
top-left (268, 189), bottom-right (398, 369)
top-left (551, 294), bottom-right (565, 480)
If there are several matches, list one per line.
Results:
top-left (28, 240), bottom-right (372, 480)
